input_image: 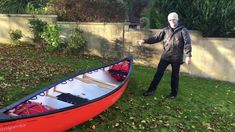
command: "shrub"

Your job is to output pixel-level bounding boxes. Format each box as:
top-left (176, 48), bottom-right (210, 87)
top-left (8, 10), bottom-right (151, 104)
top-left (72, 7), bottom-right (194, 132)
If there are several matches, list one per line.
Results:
top-left (67, 28), bottom-right (86, 54)
top-left (9, 29), bottom-right (23, 45)
top-left (29, 19), bottom-right (48, 47)
top-left (26, 0), bottom-right (50, 14)
top-left (0, 0), bottom-right (27, 14)
top-left (29, 19), bottom-right (62, 51)
top-left (47, 0), bottom-right (127, 22)
top-left (0, 0), bottom-right (49, 14)
top-left (147, 0), bottom-right (235, 37)
top-left (41, 24), bottom-right (61, 51)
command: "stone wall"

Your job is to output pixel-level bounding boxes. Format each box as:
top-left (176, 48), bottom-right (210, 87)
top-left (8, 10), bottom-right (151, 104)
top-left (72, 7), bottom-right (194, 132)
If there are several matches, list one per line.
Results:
top-left (0, 14), bottom-right (235, 83)
top-left (58, 22), bottom-right (125, 58)
top-left (124, 29), bottom-right (235, 83)
top-left (0, 14), bottom-right (57, 44)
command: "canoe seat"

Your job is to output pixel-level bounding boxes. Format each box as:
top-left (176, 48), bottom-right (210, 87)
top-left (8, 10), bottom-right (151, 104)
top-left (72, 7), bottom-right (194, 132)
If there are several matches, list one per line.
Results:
top-left (46, 87), bottom-right (87, 104)
top-left (57, 93), bottom-right (89, 105)
top-left (75, 75), bottom-right (117, 89)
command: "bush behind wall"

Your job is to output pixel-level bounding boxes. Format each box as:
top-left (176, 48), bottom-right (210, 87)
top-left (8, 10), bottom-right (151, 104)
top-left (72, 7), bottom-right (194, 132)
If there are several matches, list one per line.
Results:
top-left (147, 0), bottom-right (235, 37)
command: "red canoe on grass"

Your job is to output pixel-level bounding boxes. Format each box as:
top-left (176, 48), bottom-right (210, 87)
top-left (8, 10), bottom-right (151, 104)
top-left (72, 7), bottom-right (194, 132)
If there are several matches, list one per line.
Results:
top-left (0, 56), bottom-right (133, 132)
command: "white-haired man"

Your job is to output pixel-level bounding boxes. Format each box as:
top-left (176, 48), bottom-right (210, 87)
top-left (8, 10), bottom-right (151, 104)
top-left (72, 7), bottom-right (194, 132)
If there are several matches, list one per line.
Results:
top-left (138, 12), bottom-right (192, 98)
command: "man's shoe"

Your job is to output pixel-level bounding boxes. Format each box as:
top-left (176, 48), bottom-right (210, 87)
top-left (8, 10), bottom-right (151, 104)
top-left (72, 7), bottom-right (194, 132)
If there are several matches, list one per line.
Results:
top-left (143, 91), bottom-right (154, 96)
top-left (166, 94), bottom-right (176, 99)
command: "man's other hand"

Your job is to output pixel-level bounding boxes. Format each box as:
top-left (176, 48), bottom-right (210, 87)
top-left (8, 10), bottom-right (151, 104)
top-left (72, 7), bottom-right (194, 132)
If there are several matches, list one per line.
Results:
top-left (137, 40), bottom-right (145, 46)
top-left (186, 57), bottom-right (192, 64)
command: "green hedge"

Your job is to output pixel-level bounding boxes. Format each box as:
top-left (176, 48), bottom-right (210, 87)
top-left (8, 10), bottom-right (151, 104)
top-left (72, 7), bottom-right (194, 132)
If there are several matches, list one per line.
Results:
top-left (147, 0), bottom-right (235, 37)
top-left (0, 0), bottom-right (49, 14)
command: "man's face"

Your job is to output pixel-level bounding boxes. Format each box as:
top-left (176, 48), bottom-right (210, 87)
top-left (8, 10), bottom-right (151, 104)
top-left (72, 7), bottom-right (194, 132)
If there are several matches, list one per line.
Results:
top-left (168, 19), bottom-right (178, 28)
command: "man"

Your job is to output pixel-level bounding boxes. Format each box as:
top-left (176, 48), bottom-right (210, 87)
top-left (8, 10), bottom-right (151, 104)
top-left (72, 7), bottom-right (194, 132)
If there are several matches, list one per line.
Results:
top-left (138, 12), bottom-right (192, 99)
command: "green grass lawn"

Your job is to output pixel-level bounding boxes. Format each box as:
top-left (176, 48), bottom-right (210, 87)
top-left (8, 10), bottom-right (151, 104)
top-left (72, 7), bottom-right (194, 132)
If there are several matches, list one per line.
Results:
top-left (0, 44), bottom-right (235, 131)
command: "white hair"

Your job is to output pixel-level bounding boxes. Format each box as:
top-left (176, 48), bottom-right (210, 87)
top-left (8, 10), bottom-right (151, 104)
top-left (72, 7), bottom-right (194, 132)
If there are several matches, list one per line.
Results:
top-left (168, 12), bottom-right (179, 21)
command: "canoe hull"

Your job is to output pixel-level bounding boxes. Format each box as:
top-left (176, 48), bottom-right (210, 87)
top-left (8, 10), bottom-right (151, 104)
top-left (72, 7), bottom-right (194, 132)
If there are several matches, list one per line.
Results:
top-left (0, 81), bottom-right (129, 132)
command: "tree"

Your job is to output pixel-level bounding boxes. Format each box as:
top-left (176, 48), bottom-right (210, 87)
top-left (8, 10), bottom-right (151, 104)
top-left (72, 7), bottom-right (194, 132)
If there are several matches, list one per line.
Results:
top-left (47, 0), bottom-right (127, 22)
top-left (124, 0), bottom-right (149, 18)
top-left (147, 0), bottom-right (235, 37)
top-left (0, 0), bottom-right (49, 14)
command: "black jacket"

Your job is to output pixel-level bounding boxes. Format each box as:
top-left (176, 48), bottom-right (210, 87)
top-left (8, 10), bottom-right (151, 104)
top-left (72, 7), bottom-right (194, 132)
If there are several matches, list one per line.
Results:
top-left (144, 25), bottom-right (192, 63)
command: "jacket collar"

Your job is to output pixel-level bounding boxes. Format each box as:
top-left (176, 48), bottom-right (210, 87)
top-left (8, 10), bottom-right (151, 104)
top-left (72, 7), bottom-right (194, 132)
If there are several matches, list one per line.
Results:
top-left (168, 23), bottom-right (184, 32)
top-left (167, 24), bottom-right (184, 39)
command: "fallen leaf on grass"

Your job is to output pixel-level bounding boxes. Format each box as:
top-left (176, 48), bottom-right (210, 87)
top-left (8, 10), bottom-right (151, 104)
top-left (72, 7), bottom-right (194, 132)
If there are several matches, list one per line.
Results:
top-left (115, 123), bottom-right (119, 127)
top-left (91, 125), bottom-right (96, 129)
top-left (0, 76), bottom-right (4, 80)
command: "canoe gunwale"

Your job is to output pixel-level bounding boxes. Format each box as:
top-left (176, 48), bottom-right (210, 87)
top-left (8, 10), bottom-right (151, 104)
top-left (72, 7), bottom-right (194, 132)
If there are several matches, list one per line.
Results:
top-left (0, 55), bottom-right (133, 123)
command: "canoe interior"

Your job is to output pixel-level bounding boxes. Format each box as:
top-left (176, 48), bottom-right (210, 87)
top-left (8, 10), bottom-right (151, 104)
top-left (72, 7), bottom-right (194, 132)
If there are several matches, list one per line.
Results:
top-left (1, 58), bottom-right (131, 118)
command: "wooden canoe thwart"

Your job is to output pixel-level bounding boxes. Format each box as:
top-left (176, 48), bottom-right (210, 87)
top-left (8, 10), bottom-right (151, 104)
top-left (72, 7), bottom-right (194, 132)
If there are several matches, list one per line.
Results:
top-left (0, 56), bottom-right (133, 132)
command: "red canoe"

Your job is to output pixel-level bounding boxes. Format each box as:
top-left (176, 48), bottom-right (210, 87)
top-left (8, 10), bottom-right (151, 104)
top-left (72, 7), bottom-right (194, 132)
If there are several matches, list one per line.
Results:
top-left (0, 56), bottom-right (133, 132)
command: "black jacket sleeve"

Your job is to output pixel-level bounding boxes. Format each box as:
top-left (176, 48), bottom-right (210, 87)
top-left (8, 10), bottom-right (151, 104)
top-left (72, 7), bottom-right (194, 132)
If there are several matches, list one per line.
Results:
top-left (182, 28), bottom-right (192, 57)
top-left (144, 30), bottom-right (165, 44)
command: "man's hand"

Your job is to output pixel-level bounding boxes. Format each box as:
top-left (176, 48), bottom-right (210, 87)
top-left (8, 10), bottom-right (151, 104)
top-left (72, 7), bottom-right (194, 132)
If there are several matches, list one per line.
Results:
top-left (186, 57), bottom-right (192, 64)
top-left (137, 40), bottom-right (145, 46)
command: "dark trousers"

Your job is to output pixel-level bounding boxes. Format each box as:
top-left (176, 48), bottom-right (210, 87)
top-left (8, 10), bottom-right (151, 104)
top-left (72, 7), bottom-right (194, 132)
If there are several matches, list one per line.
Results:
top-left (147, 59), bottom-right (181, 96)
